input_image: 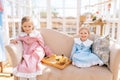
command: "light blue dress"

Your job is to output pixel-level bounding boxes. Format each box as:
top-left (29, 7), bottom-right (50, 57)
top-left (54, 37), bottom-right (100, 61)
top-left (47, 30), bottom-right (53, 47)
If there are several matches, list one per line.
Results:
top-left (70, 38), bottom-right (103, 67)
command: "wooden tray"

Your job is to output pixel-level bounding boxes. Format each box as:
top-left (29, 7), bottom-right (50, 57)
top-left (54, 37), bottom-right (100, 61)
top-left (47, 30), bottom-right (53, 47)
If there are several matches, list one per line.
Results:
top-left (42, 54), bottom-right (71, 69)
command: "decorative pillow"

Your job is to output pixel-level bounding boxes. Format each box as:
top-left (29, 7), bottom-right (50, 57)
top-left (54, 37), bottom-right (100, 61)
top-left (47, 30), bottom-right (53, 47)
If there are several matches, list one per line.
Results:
top-left (92, 35), bottom-right (110, 67)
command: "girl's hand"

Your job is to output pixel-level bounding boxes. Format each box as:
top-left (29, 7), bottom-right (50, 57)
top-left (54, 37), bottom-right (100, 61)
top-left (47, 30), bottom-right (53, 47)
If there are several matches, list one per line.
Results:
top-left (10, 39), bottom-right (18, 44)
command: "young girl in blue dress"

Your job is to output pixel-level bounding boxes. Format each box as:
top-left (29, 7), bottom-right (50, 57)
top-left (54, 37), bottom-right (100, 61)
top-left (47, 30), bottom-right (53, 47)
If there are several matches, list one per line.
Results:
top-left (70, 27), bottom-right (103, 67)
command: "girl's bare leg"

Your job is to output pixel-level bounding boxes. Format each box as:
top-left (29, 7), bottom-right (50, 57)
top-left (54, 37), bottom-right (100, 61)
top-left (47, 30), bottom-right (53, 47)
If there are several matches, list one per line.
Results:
top-left (20, 77), bottom-right (28, 80)
top-left (29, 77), bottom-right (36, 80)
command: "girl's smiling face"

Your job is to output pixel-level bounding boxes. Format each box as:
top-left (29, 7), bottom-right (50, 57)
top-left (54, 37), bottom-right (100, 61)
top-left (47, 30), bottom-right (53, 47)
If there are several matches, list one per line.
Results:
top-left (79, 29), bottom-right (89, 41)
top-left (22, 21), bottom-right (34, 34)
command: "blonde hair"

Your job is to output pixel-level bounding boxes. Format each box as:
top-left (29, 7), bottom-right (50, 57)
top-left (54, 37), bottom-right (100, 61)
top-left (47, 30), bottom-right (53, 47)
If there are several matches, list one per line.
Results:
top-left (79, 26), bottom-right (90, 34)
top-left (21, 16), bottom-right (34, 32)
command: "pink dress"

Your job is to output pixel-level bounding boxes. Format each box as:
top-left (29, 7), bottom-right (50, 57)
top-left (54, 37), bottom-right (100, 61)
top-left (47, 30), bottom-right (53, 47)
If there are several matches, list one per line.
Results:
top-left (13, 30), bottom-right (52, 78)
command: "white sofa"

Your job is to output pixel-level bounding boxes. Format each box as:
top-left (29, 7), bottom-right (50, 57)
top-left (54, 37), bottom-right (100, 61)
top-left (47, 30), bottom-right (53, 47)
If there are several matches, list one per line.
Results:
top-left (5, 29), bottom-right (120, 80)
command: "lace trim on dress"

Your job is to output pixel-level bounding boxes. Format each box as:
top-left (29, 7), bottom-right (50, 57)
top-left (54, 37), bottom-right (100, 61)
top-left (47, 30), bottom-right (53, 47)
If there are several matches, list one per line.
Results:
top-left (74, 38), bottom-right (93, 47)
top-left (72, 60), bottom-right (103, 68)
top-left (13, 68), bottom-right (42, 78)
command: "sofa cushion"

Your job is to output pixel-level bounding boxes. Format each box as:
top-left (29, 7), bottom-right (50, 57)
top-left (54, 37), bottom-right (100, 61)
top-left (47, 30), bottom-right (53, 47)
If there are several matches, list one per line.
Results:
top-left (40, 29), bottom-right (74, 57)
top-left (92, 35), bottom-right (110, 67)
top-left (39, 64), bottom-right (113, 80)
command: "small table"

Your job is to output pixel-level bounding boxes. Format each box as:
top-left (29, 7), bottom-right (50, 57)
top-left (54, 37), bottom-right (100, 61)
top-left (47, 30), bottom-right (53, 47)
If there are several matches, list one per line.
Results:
top-left (84, 21), bottom-right (106, 35)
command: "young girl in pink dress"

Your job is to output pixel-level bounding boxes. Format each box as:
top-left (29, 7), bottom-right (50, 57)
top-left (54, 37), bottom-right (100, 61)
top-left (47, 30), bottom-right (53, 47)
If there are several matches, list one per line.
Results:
top-left (10, 16), bottom-right (52, 80)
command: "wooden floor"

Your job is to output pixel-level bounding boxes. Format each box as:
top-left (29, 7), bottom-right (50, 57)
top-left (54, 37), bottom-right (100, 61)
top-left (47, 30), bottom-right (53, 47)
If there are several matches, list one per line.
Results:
top-left (0, 67), bottom-right (13, 80)
top-left (0, 77), bottom-right (13, 80)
